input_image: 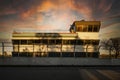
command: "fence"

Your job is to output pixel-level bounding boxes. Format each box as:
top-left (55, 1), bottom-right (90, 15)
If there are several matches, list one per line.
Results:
top-left (0, 42), bottom-right (13, 57)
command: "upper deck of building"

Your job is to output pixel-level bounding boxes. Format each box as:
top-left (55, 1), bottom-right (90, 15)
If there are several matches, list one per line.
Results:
top-left (12, 20), bottom-right (101, 40)
top-left (70, 20), bottom-right (101, 33)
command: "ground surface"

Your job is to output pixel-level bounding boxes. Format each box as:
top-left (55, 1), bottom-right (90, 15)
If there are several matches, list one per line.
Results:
top-left (0, 67), bottom-right (120, 80)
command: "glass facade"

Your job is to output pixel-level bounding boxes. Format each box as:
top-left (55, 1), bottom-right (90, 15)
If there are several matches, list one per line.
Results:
top-left (12, 21), bottom-right (100, 57)
top-left (76, 25), bottom-right (100, 32)
top-left (12, 39), bottom-right (99, 57)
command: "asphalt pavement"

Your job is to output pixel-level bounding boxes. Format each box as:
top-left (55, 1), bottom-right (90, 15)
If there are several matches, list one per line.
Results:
top-left (0, 67), bottom-right (120, 80)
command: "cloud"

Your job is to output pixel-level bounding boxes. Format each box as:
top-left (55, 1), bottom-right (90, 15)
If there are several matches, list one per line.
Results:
top-left (0, 0), bottom-right (120, 34)
top-left (99, 23), bottom-right (120, 39)
top-left (33, 0), bottom-right (94, 30)
top-left (98, 0), bottom-right (113, 13)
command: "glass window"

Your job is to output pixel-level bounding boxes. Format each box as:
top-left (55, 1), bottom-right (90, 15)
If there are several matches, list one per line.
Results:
top-left (34, 40), bottom-right (40, 44)
top-left (28, 40), bottom-right (34, 44)
top-left (93, 25), bottom-right (99, 32)
top-left (49, 40), bottom-right (55, 44)
top-left (92, 40), bottom-right (99, 45)
top-left (63, 40), bottom-right (75, 45)
top-left (84, 40), bottom-right (87, 45)
top-left (70, 40), bottom-right (75, 45)
top-left (88, 25), bottom-right (93, 32)
top-left (56, 39), bottom-right (62, 44)
top-left (77, 26), bottom-right (82, 31)
top-left (42, 39), bottom-right (48, 44)
top-left (63, 40), bottom-right (69, 45)
top-left (21, 40), bottom-right (27, 44)
top-left (83, 25), bottom-right (88, 32)
top-left (98, 25), bottom-right (100, 31)
top-left (63, 40), bottom-right (74, 45)
top-left (12, 40), bottom-right (19, 44)
top-left (76, 40), bottom-right (83, 45)
top-left (84, 40), bottom-right (91, 44)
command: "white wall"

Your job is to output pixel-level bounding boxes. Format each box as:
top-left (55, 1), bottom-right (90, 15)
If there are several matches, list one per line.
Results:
top-left (77, 32), bottom-right (99, 40)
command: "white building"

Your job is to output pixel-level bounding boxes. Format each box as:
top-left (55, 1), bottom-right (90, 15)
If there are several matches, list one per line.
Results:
top-left (12, 20), bottom-right (101, 57)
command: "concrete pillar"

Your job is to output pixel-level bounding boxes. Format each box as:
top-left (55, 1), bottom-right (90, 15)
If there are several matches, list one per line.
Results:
top-left (74, 40), bottom-right (76, 57)
top-left (33, 43), bottom-right (35, 57)
top-left (18, 40), bottom-right (20, 56)
top-left (2, 42), bottom-right (4, 56)
top-left (60, 40), bottom-right (62, 57)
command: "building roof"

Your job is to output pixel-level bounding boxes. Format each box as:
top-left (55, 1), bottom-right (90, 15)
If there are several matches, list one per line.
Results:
top-left (13, 33), bottom-right (77, 37)
top-left (12, 33), bottom-right (78, 40)
top-left (73, 20), bottom-right (101, 25)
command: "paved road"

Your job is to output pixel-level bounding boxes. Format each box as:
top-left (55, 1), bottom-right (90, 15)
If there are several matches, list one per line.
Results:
top-left (0, 67), bottom-right (120, 80)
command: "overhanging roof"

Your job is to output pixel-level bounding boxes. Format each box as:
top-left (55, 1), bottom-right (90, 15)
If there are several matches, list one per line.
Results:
top-left (13, 33), bottom-right (77, 37)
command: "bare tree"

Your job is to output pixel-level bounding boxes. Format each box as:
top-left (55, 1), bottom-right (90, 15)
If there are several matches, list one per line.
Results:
top-left (99, 39), bottom-right (112, 58)
top-left (99, 38), bottom-right (120, 58)
top-left (110, 38), bottom-right (120, 58)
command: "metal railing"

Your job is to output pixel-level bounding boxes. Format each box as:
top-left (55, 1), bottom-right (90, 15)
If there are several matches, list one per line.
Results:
top-left (0, 42), bottom-right (13, 57)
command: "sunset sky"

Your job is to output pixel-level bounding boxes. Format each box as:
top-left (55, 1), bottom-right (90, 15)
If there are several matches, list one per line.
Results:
top-left (0, 0), bottom-right (120, 40)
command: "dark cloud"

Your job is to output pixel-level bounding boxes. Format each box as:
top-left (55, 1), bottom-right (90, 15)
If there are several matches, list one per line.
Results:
top-left (0, 0), bottom-right (120, 34)
top-left (0, 0), bottom-right (44, 16)
top-left (0, 0), bottom-right (119, 19)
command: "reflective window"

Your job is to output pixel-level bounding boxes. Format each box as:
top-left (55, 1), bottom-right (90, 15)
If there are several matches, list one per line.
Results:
top-left (77, 26), bottom-right (82, 31)
top-left (88, 25), bottom-right (93, 32)
top-left (56, 40), bottom-right (62, 44)
top-left (93, 25), bottom-right (99, 32)
top-left (83, 25), bottom-right (88, 32)
top-left (13, 40), bottom-right (19, 44)
top-left (63, 40), bottom-right (69, 44)
top-left (92, 40), bottom-right (99, 45)
top-left (70, 40), bottom-right (75, 45)
top-left (34, 40), bottom-right (40, 44)
top-left (63, 40), bottom-right (75, 45)
top-left (42, 39), bottom-right (48, 44)
top-left (76, 40), bottom-right (83, 45)
top-left (49, 40), bottom-right (55, 44)
top-left (21, 40), bottom-right (27, 44)
top-left (28, 40), bottom-right (34, 44)
top-left (84, 40), bottom-right (91, 44)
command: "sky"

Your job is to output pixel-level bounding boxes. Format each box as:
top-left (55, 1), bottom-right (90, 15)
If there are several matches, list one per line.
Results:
top-left (0, 0), bottom-right (120, 40)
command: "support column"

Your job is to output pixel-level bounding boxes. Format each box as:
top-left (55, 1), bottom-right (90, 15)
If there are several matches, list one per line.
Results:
top-left (73, 40), bottom-right (76, 57)
top-left (47, 39), bottom-right (48, 57)
top-left (2, 42), bottom-right (4, 56)
top-left (33, 42), bottom-right (35, 57)
top-left (61, 39), bottom-right (62, 57)
top-left (18, 40), bottom-right (20, 57)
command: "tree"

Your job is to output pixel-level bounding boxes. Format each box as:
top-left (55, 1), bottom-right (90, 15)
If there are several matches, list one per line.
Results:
top-left (110, 38), bottom-right (120, 58)
top-left (99, 39), bottom-right (112, 58)
top-left (99, 38), bottom-right (120, 58)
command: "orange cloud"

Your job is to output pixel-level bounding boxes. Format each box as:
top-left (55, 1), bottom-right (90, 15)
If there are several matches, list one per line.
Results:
top-left (98, 0), bottom-right (112, 13)
top-left (21, 9), bottom-right (36, 18)
top-left (33, 0), bottom-right (93, 30)
top-left (20, 0), bottom-right (93, 20)
top-left (37, 0), bottom-right (56, 12)
top-left (71, 1), bottom-right (92, 19)
top-left (1, 0), bottom-right (118, 33)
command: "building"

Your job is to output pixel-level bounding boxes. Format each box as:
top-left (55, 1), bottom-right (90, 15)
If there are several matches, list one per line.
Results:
top-left (0, 40), bottom-right (13, 57)
top-left (12, 20), bottom-right (101, 57)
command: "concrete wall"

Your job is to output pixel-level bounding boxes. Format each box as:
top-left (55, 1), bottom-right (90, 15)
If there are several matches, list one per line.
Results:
top-left (77, 32), bottom-right (99, 39)
top-left (0, 57), bottom-right (120, 66)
